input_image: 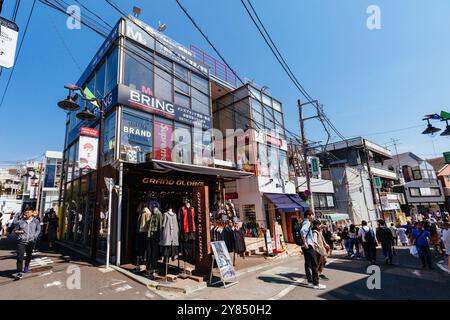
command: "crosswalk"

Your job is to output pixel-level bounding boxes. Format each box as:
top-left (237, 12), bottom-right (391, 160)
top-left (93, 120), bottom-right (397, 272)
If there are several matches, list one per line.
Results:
top-left (29, 257), bottom-right (54, 268)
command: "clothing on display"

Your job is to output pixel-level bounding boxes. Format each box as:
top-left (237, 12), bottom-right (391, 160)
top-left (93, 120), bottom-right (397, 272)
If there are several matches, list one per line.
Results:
top-left (160, 210), bottom-right (179, 258)
top-left (147, 207), bottom-right (163, 271)
top-left (139, 208), bottom-right (151, 233)
top-left (222, 226), bottom-right (236, 253)
top-left (234, 228), bottom-right (246, 254)
top-left (178, 205), bottom-right (197, 262)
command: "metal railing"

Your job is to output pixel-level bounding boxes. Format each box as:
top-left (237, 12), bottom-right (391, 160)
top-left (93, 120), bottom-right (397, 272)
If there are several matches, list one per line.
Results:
top-left (190, 44), bottom-right (237, 88)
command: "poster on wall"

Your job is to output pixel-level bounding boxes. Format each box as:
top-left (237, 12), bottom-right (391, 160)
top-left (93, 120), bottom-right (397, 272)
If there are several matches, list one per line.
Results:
top-left (154, 121), bottom-right (172, 161)
top-left (78, 136), bottom-right (98, 170)
top-left (273, 222), bottom-right (285, 254)
top-left (211, 241), bottom-right (237, 284)
top-left (265, 229), bottom-right (274, 256)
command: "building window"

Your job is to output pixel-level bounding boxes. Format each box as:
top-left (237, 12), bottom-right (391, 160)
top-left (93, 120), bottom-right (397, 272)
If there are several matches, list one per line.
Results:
top-left (251, 98), bottom-right (264, 129)
top-left (313, 193), bottom-right (335, 209)
top-left (173, 123), bottom-right (192, 164)
top-left (258, 143), bottom-right (269, 177)
top-left (268, 146), bottom-right (280, 178)
top-left (412, 168), bottom-right (422, 180)
top-left (175, 92), bottom-right (190, 109)
top-left (409, 188), bottom-right (421, 197)
top-left (104, 112), bottom-right (116, 165)
top-left (430, 187), bottom-right (441, 196)
top-left (174, 63), bottom-right (190, 95)
top-left (279, 150), bottom-right (289, 180)
top-left (154, 55), bottom-right (173, 102)
top-left (120, 109), bottom-right (153, 163)
top-left (105, 47), bottom-right (119, 94)
top-left (192, 88), bottom-right (210, 115)
top-left (274, 110), bottom-right (285, 138)
top-left (96, 61), bottom-right (106, 98)
top-left (264, 106), bottom-right (275, 132)
top-left (445, 176), bottom-right (450, 182)
top-left (124, 42), bottom-right (154, 93)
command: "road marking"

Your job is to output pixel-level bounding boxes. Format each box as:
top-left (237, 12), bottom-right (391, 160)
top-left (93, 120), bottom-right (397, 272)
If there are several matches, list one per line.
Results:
top-left (436, 261), bottom-right (450, 274)
top-left (411, 270), bottom-right (422, 278)
top-left (38, 271), bottom-right (53, 277)
top-left (43, 281), bottom-right (62, 288)
top-left (268, 279), bottom-right (305, 300)
top-left (30, 257), bottom-right (54, 267)
top-left (145, 291), bottom-right (156, 299)
top-left (114, 284), bottom-right (132, 293)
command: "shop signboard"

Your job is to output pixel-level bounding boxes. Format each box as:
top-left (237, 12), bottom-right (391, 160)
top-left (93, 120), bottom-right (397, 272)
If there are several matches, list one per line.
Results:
top-left (0, 16), bottom-right (19, 68)
top-left (118, 85), bottom-right (212, 129)
top-left (211, 241), bottom-right (237, 283)
top-left (444, 152), bottom-right (450, 164)
top-left (154, 121), bottom-right (173, 161)
top-left (78, 135), bottom-right (98, 170)
top-left (374, 176), bottom-right (382, 189)
top-left (265, 229), bottom-right (274, 255)
top-left (193, 186), bottom-right (211, 273)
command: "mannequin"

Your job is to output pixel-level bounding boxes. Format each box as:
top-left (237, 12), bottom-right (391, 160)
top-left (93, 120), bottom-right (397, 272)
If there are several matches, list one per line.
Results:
top-left (160, 207), bottom-right (179, 260)
top-left (136, 207), bottom-right (151, 267)
top-left (146, 206), bottom-right (163, 275)
top-left (178, 201), bottom-right (196, 264)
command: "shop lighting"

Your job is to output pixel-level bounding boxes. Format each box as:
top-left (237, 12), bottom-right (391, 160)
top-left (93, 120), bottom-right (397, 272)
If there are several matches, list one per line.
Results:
top-left (421, 119), bottom-right (441, 135)
top-left (57, 95), bottom-right (80, 112)
top-left (440, 120), bottom-right (450, 136)
top-left (76, 107), bottom-right (97, 121)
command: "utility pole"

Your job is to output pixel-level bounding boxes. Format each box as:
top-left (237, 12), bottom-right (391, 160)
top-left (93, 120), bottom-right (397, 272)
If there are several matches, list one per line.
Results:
top-left (298, 99), bottom-right (314, 212)
top-left (390, 138), bottom-right (403, 180)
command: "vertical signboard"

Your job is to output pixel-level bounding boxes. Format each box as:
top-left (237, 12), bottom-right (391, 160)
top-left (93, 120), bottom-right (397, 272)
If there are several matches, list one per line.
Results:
top-left (154, 121), bottom-right (173, 161)
top-left (193, 185), bottom-right (211, 273)
top-left (210, 241), bottom-right (237, 284)
top-left (0, 17), bottom-right (19, 68)
top-left (78, 127), bottom-right (99, 170)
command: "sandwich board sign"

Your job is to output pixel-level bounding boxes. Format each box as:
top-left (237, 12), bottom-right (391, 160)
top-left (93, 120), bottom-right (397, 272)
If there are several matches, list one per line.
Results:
top-left (209, 241), bottom-right (238, 288)
top-left (0, 16), bottom-right (19, 69)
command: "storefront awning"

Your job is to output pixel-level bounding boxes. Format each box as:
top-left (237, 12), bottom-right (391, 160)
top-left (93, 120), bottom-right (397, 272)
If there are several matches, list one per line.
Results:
top-left (265, 193), bottom-right (309, 212)
top-left (321, 213), bottom-right (350, 222)
top-left (127, 160), bottom-right (254, 179)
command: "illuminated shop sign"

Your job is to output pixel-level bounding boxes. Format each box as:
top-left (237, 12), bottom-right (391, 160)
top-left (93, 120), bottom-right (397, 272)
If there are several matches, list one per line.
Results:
top-left (142, 178), bottom-right (205, 187)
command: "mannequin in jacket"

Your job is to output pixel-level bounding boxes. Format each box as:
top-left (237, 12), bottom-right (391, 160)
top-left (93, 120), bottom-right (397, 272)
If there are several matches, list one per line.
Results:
top-left (178, 201), bottom-right (196, 263)
top-left (146, 206), bottom-right (163, 275)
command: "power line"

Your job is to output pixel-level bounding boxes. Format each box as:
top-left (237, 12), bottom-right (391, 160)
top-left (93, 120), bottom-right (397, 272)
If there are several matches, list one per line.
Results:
top-left (0, 0), bottom-right (37, 110)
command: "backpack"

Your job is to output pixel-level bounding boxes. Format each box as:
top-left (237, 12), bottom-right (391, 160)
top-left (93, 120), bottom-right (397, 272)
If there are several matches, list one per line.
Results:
top-left (293, 220), bottom-right (310, 246)
top-left (363, 227), bottom-right (375, 243)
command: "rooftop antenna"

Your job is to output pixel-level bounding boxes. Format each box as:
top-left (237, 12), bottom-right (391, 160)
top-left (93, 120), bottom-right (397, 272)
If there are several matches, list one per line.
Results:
top-left (158, 20), bottom-right (167, 32)
top-left (133, 6), bottom-right (141, 18)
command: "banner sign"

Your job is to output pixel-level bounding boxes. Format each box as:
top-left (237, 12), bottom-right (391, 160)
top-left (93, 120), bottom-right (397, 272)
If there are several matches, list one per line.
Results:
top-left (265, 229), bottom-right (274, 255)
top-left (80, 127), bottom-right (99, 138)
top-left (78, 136), bottom-right (98, 170)
top-left (0, 17), bottom-right (19, 69)
top-left (118, 85), bottom-right (212, 129)
top-left (211, 241), bottom-right (237, 283)
top-left (154, 121), bottom-right (173, 161)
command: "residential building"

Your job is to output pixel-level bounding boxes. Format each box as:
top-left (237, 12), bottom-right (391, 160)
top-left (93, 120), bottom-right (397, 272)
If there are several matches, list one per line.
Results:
top-left (385, 153), bottom-right (445, 218)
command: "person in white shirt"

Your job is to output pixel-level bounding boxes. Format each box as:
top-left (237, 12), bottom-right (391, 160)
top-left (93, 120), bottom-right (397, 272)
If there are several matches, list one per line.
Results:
top-left (358, 220), bottom-right (377, 264)
top-left (389, 223), bottom-right (398, 246)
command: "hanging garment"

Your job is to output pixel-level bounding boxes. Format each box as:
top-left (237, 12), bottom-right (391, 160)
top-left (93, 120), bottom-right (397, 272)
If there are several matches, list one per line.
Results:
top-left (180, 239), bottom-right (195, 263)
top-left (234, 229), bottom-right (247, 254)
top-left (148, 207), bottom-right (163, 238)
top-left (161, 245), bottom-right (179, 258)
top-left (160, 211), bottom-right (179, 247)
top-left (178, 207), bottom-right (196, 241)
top-left (139, 208), bottom-right (151, 233)
top-left (221, 226), bottom-right (236, 253)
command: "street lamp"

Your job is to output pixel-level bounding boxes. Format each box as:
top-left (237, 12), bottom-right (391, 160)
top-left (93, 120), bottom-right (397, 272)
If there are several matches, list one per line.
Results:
top-left (421, 119), bottom-right (441, 135)
top-left (57, 83), bottom-right (105, 260)
top-left (440, 119), bottom-right (450, 136)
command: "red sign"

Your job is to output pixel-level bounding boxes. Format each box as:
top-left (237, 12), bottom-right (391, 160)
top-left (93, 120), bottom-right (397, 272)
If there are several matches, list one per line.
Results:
top-left (154, 121), bottom-right (173, 161)
top-left (80, 127), bottom-right (99, 138)
top-left (265, 135), bottom-right (282, 147)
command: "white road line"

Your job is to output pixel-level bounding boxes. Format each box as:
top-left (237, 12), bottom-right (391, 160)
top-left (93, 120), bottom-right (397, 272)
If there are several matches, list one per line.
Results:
top-left (269, 279), bottom-right (305, 300)
top-left (114, 284), bottom-right (133, 293)
top-left (436, 262), bottom-right (450, 274)
top-left (43, 281), bottom-right (62, 288)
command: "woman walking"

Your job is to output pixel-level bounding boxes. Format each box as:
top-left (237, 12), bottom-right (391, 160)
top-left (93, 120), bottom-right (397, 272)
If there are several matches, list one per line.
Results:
top-left (313, 221), bottom-right (330, 281)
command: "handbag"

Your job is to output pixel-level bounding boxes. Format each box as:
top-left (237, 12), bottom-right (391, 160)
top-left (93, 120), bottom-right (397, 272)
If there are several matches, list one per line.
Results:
top-left (409, 245), bottom-right (418, 257)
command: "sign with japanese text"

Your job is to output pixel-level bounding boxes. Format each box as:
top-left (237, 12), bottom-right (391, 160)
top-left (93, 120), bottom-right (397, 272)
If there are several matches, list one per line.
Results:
top-left (0, 17), bottom-right (18, 69)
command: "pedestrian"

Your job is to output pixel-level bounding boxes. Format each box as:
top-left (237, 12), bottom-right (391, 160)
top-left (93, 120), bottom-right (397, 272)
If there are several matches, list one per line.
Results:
top-left (44, 208), bottom-right (58, 248)
top-left (389, 223), bottom-right (398, 246)
top-left (376, 220), bottom-right (394, 265)
top-left (312, 220), bottom-right (330, 281)
top-left (13, 208), bottom-right (41, 280)
top-left (300, 211), bottom-right (326, 290)
top-left (358, 220), bottom-right (377, 264)
top-left (0, 212), bottom-right (3, 237)
top-left (442, 222), bottom-right (450, 270)
top-left (411, 221), bottom-right (433, 270)
top-left (397, 226), bottom-right (409, 246)
top-left (6, 213), bottom-right (16, 235)
top-left (341, 226), bottom-right (351, 257)
top-left (429, 225), bottom-right (444, 258)
top-left (348, 224), bottom-right (360, 259)
top-left (322, 225), bottom-right (334, 257)
top-left (336, 227), bottom-right (344, 250)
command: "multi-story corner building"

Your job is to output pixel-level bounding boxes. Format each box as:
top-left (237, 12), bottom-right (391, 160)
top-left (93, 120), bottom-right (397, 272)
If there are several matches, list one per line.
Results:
top-left (320, 137), bottom-right (404, 226)
top-left (385, 152), bottom-right (445, 219)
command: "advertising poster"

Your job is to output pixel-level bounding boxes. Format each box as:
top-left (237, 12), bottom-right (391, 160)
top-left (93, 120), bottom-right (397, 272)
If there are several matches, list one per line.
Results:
top-left (78, 136), bottom-right (98, 170)
top-left (211, 241), bottom-right (237, 283)
top-left (265, 229), bottom-right (274, 255)
top-left (154, 121), bottom-right (172, 161)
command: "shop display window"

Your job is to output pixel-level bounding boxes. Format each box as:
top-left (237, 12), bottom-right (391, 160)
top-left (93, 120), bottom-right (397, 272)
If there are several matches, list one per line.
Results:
top-left (173, 123), bottom-right (192, 164)
top-left (120, 110), bottom-right (153, 163)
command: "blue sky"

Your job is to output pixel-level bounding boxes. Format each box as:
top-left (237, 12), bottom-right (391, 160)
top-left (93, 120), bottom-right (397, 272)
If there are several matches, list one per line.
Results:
top-left (1, 0), bottom-right (450, 163)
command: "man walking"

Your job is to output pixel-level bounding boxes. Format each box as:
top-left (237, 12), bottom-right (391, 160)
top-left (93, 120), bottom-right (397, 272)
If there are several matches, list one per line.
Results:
top-left (358, 220), bottom-right (377, 264)
top-left (13, 208), bottom-right (41, 280)
top-left (376, 220), bottom-right (394, 265)
top-left (300, 211), bottom-right (326, 290)
top-left (412, 221), bottom-right (433, 270)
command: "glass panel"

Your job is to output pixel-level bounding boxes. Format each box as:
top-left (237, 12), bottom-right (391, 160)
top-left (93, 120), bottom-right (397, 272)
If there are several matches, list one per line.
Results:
top-left (202, 130), bottom-right (214, 167)
top-left (268, 146), bottom-right (280, 178)
top-left (234, 100), bottom-right (250, 131)
top-left (96, 61), bottom-right (106, 97)
top-left (120, 110), bottom-right (153, 163)
top-left (154, 117), bottom-right (173, 161)
top-left (44, 164), bottom-right (56, 188)
top-left (273, 99), bottom-right (282, 112)
top-left (124, 42), bottom-right (154, 93)
top-left (105, 47), bottom-right (118, 94)
top-left (104, 112), bottom-right (116, 165)
top-left (249, 87), bottom-right (261, 101)
top-left (326, 195), bottom-right (335, 208)
top-left (73, 141), bottom-right (79, 180)
top-left (251, 98), bottom-right (264, 129)
top-left (191, 73), bottom-right (209, 94)
top-left (154, 55), bottom-right (173, 102)
top-left (274, 111), bottom-right (285, 137)
top-left (173, 124), bottom-right (191, 164)
top-left (262, 94), bottom-right (271, 106)
top-left (174, 64), bottom-right (189, 95)
top-left (175, 92), bottom-right (190, 108)
top-left (63, 182), bottom-right (72, 240)
top-left (264, 106), bottom-right (275, 132)
top-left (76, 171), bottom-right (88, 244)
top-left (258, 144), bottom-right (269, 176)
top-left (192, 88), bottom-right (210, 115)
top-left (70, 179), bottom-right (79, 241)
top-left (279, 150), bottom-right (289, 180)
top-left (66, 146), bottom-right (73, 182)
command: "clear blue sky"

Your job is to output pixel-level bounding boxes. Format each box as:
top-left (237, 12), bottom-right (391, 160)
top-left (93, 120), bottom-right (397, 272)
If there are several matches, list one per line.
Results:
top-left (1, 0), bottom-right (450, 163)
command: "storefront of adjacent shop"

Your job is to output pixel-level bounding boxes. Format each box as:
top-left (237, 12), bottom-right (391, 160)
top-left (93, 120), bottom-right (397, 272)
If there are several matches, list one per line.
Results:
top-left (57, 17), bottom-right (252, 271)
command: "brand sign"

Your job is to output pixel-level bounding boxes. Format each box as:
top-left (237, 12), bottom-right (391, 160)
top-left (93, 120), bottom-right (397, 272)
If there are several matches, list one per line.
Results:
top-left (0, 17), bottom-right (19, 69)
top-left (126, 17), bottom-right (209, 76)
top-left (142, 178), bottom-right (205, 187)
top-left (118, 85), bottom-right (212, 129)
top-left (78, 135), bottom-right (98, 170)
top-left (194, 186), bottom-right (212, 273)
top-left (154, 121), bottom-right (173, 161)
top-left (80, 127), bottom-right (99, 138)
